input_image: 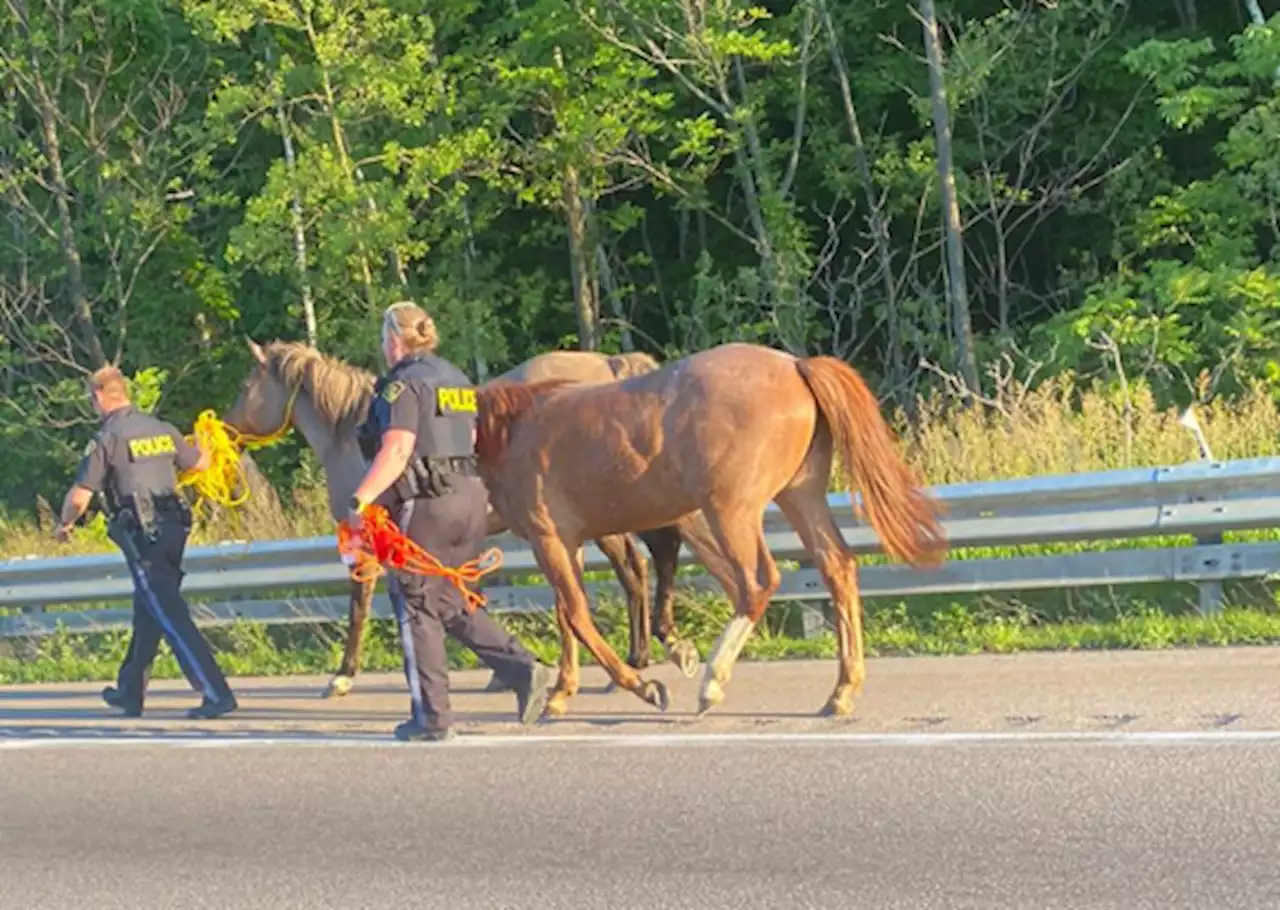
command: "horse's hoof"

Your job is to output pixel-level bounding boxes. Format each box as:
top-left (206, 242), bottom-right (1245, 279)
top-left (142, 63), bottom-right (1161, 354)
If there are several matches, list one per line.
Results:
top-left (544, 692), bottom-right (571, 717)
top-left (696, 678), bottom-right (724, 716)
top-left (323, 675), bottom-right (353, 699)
top-left (668, 640), bottom-right (700, 678)
top-left (640, 679), bottom-right (670, 712)
top-left (820, 689), bottom-right (856, 717)
top-left (484, 673), bottom-right (513, 693)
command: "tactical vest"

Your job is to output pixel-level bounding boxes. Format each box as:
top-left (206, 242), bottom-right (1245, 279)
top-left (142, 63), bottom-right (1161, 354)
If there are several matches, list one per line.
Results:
top-left (359, 353), bottom-right (477, 464)
top-left (94, 406), bottom-right (190, 535)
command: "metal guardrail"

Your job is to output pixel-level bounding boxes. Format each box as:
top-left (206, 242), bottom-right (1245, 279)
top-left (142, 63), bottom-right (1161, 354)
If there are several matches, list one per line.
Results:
top-left (4, 456), bottom-right (1280, 638)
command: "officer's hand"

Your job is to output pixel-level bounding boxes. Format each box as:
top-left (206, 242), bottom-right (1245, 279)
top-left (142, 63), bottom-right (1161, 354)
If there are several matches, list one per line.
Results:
top-left (54, 523), bottom-right (74, 544)
top-left (347, 497), bottom-right (368, 531)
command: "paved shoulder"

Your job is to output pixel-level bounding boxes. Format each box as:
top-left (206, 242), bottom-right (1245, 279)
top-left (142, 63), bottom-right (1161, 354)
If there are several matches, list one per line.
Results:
top-left (2, 646), bottom-right (1279, 742)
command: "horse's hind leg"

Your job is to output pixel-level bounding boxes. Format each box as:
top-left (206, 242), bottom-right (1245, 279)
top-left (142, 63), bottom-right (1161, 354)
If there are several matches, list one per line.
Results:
top-left (536, 534), bottom-right (668, 716)
top-left (775, 479), bottom-right (864, 717)
top-left (682, 506), bottom-right (779, 715)
top-left (599, 533), bottom-right (651, 671)
top-left (642, 523), bottom-right (700, 678)
top-left (325, 575), bottom-right (375, 698)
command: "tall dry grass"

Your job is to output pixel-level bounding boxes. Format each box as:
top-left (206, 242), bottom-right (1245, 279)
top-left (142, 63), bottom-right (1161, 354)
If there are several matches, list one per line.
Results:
top-left (3, 374), bottom-right (1278, 558)
top-left (899, 376), bottom-right (1280, 485)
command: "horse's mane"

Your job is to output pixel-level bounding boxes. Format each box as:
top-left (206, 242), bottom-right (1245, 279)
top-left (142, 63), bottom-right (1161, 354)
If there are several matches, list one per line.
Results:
top-left (476, 378), bottom-right (576, 467)
top-left (263, 340), bottom-right (376, 429)
top-left (606, 351), bottom-right (661, 380)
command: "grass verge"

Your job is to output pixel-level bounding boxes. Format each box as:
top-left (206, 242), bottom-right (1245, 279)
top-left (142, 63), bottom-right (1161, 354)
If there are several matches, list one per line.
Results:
top-left (5, 586), bottom-right (1280, 686)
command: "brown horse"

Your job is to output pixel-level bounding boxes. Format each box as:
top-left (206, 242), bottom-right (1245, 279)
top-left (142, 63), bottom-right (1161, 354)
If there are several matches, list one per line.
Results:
top-left (222, 340), bottom-right (701, 699)
top-left (481, 349), bottom-right (704, 695)
top-left (476, 342), bottom-right (947, 717)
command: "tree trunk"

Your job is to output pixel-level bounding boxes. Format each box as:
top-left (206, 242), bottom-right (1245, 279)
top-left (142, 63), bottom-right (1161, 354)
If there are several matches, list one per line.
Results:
top-left (596, 242), bottom-right (634, 351)
top-left (562, 161), bottom-right (600, 351)
top-left (919, 0), bottom-right (980, 396)
top-left (1174, 0), bottom-right (1198, 29)
top-left (583, 195), bottom-right (633, 351)
top-left (1242, 0), bottom-right (1280, 83)
top-left (460, 198), bottom-right (488, 381)
top-left (819, 0), bottom-right (905, 391)
top-left (726, 60), bottom-right (777, 271)
top-left (13, 0), bottom-right (105, 367)
top-left (303, 14), bottom-right (377, 306)
top-left (267, 46), bottom-right (318, 346)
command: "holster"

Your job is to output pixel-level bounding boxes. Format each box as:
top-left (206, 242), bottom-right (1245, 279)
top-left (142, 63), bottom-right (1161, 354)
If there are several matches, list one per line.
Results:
top-left (107, 492), bottom-right (189, 558)
top-left (356, 419), bottom-right (379, 463)
top-left (106, 509), bottom-right (146, 563)
top-left (393, 456), bottom-right (477, 501)
top-left (393, 457), bottom-right (449, 501)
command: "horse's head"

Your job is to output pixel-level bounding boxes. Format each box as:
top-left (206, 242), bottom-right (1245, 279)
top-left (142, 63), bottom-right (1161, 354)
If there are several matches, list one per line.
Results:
top-left (607, 350), bottom-right (662, 380)
top-left (223, 338), bottom-right (295, 438)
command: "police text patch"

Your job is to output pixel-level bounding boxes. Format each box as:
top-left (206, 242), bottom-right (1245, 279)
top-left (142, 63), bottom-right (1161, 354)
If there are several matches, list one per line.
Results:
top-left (436, 386), bottom-right (477, 414)
top-left (382, 380), bottom-right (406, 403)
top-left (127, 434), bottom-right (176, 460)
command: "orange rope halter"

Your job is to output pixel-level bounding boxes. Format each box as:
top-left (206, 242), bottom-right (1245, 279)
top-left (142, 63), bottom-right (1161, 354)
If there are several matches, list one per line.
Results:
top-left (336, 504), bottom-right (504, 613)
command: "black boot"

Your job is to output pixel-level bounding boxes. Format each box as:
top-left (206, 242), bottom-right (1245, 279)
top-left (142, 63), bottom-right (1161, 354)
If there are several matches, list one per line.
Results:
top-left (187, 693), bottom-right (238, 720)
top-left (394, 719), bottom-right (455, 742)
top-left (515, 663), bottom-right (557, 726)
top-left (102, 686), bottom-right (143, 718)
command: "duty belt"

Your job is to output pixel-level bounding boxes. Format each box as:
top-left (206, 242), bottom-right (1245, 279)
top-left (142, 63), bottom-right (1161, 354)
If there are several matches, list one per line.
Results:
top-left (429, 455), bottom-right (479, 477)
top-left (395, 455), bottom-right (480, 501)
top-left (107, 491), bottom-right (189, 548)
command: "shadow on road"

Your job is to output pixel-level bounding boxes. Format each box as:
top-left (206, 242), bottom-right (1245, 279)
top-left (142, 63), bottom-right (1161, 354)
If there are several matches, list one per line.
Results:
top-left (0, 724), bottom-right (392, 742)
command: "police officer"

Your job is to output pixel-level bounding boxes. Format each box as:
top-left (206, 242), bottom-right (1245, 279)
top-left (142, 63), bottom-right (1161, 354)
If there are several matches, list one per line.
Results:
top-left (55, 365), bottom-right (239, 720)
top-left (350, 301), bottom-right (555, 741)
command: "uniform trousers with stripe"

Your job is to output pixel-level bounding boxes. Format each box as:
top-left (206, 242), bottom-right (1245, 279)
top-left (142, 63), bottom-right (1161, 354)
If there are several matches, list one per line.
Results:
top-left (114, 517), bottom-right (235, 704)
top-left (386, 475), bottom-right (537, 732)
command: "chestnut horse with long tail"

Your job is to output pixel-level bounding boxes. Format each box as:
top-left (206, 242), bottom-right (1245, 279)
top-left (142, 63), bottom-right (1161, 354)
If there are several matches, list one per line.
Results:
top-left (477, 342), bottom-right (947, 717)
top-left (222, 341), bottom-right (701, 699)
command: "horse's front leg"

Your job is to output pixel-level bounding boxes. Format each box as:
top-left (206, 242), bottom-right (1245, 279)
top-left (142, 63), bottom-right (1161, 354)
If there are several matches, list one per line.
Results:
top-left (325, 575), bottom-right (375, 698)
top-left (543, 591), bottom-right (580, 717)
top-left (544, 546), bottom-right (584, 716)
top-left (539, 536), bottom-right (668, 716)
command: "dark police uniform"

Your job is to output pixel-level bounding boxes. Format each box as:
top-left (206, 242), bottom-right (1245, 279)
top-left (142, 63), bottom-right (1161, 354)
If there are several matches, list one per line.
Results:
top-left (75, 405), bottom-right (237, 719)
top-left (357, 352), bottom-right (551, 739)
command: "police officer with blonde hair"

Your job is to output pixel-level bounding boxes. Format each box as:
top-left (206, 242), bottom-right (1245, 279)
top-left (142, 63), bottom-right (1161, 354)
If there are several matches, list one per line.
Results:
top-left (351, 300), bottom-right (555, 741)
top-left (56, 365), bottom-right (239, 720)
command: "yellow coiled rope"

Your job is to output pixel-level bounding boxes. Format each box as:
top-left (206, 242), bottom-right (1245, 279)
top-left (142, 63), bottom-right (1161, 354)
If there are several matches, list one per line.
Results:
top-left (176, 384), bottom-right (301, 514)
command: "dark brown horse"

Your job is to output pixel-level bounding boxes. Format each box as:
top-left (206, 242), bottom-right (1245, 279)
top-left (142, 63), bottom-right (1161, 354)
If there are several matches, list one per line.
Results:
top-left (476, 342), bottom-right (947, 717)
top-left (223, 341), bottom-right (700, 699)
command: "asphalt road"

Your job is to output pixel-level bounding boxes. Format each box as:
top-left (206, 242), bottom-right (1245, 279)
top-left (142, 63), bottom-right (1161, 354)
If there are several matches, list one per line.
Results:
top-left (5, 646), bottom-right (1280, 739)
top-left (4, 648), bottom-right (1280, 907)
top-left (3, 735), bottom-right (1280, 909)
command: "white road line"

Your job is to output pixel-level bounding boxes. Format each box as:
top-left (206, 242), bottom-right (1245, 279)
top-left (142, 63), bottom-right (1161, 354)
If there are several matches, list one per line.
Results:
top-left (2, 729), bottom-right (1280, 750)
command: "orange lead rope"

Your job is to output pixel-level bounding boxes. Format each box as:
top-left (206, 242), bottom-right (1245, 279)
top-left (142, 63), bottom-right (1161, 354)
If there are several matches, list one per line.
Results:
top-left (336, 504), bottom-right (504, 613)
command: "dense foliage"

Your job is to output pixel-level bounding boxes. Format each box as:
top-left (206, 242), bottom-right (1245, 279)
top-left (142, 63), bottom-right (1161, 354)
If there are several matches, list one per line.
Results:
top-left (2, 0), bottom-right (1277, 510)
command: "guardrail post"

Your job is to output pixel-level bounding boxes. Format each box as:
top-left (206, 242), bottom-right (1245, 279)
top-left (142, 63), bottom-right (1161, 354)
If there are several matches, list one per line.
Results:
top-left (1196, 539), bottom-right (1225, 616)
top-left (798, 602), bottom-right (827, 640)
top-left (1180, 406), bottom-right (1224, 616)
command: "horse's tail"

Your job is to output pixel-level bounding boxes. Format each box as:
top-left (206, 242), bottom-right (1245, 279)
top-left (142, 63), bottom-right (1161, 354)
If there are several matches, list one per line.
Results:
top-left (795, 356), bottom-right (947, 568)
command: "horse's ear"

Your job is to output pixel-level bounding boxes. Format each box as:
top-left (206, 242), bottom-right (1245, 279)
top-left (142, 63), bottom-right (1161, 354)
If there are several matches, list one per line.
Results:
top-left (246, 337), bottom-right (267, 365)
